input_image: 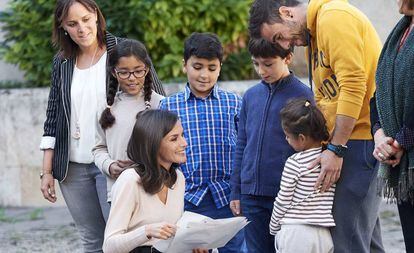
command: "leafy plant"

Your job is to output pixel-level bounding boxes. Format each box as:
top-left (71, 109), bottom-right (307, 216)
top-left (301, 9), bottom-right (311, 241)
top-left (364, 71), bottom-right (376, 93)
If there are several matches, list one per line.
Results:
top-left (0, 0), bottom-right (253, 87)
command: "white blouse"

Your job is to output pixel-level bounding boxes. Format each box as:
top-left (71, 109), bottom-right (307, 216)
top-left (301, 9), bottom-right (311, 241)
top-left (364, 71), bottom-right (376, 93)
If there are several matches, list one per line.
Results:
top-left (69, 51), bottom-right (107, 163)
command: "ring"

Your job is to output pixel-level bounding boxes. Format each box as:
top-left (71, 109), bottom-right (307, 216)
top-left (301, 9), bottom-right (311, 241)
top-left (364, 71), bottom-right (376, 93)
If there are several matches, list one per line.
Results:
top-left (377, 152), bottom-right (386, 160)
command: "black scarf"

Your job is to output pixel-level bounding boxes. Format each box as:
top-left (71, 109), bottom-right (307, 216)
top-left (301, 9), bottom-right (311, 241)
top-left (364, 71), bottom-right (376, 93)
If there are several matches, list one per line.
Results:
top-left (376, 16), bottom-right (414, 203)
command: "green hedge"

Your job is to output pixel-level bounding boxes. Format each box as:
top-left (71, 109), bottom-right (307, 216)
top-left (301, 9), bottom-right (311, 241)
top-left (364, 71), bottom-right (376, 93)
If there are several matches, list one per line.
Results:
top-left (0, 0), bottom-right (256, 87)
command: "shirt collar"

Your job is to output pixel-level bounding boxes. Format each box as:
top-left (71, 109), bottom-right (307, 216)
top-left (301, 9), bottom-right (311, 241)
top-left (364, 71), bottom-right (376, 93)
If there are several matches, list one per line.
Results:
top-left (184, 83), bottom-right (220, 101)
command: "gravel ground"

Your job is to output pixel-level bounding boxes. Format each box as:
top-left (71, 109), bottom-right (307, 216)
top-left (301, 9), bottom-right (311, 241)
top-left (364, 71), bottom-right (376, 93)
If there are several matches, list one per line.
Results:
top-left (0, 201), bottom-right (406, 253)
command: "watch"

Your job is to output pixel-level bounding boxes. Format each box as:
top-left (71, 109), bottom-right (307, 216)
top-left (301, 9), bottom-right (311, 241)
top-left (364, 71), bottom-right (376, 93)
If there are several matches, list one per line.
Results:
top-left (40, 171), bottom-right (52, 179)
top-left (326, 143), bottom-right (348, 158)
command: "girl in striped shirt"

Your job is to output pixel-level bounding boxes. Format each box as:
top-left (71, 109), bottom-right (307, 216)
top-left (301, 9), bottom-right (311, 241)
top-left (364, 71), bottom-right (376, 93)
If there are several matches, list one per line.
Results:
top-left (270, 98), bottom-right (335, 253)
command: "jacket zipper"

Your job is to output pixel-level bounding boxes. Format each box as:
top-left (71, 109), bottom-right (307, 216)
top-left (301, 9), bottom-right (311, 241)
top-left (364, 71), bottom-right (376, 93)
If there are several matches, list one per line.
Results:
top-left (253, 85), bottom-right (275, 193)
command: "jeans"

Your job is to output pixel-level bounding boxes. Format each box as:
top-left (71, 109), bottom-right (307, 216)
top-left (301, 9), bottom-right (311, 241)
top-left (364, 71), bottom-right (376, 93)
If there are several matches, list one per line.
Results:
top-left (185, 191), bottom-right (244, 253)
top-left (59, 162), bottom-right (110, 253)
top-left (397, 201), bottom-right (414, 252)
top-left (240, 194), bottom-right (275, 253)
top-left (331, 140), bottom-right (385, 253)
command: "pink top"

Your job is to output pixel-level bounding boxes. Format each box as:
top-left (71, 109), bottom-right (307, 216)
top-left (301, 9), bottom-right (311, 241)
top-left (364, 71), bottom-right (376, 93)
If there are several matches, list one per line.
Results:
top-left (103, 168), bottom-right (185, 253)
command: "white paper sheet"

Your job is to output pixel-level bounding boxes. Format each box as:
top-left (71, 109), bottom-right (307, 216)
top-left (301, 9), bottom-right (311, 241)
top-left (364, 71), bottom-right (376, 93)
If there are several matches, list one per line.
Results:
top-left (153, 211), bottom-right (248, 253)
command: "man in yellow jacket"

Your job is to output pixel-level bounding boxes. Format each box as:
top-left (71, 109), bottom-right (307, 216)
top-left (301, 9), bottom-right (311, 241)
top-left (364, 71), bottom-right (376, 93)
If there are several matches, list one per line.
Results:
top-left (249, 0), bottom-right (385, 252)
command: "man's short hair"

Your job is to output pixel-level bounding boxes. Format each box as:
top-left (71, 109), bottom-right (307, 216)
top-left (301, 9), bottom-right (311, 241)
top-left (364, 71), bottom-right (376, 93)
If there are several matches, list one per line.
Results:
top-left (249, 0), bottom-right (301, 39)
top-left (183, 32), bottom-right (224, 63)
top-left (248, 38), bottom-right (292, 59)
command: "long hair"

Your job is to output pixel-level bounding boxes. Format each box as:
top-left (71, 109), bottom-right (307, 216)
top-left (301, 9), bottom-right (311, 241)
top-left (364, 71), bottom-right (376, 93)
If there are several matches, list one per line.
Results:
top-left (99, 39), bottom-right (154, 129)
top-left (52, 0), bottom-right (106, 58)
top-left (280, 98), bottom-right (330, 143)
top-left (404, 0), bottom-right (414, 9)
top-left (127, 110), bottom-right (179, 194)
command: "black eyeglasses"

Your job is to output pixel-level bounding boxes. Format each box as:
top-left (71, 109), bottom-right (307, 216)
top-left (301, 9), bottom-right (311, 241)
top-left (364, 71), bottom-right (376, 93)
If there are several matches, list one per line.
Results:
top-left (114, 68), bottom-right (148, 80)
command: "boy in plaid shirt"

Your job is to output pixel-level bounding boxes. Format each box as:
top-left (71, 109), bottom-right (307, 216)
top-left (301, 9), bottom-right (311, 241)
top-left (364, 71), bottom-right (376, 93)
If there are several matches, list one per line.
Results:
top-left (159, 32), bottom-right (243, 253)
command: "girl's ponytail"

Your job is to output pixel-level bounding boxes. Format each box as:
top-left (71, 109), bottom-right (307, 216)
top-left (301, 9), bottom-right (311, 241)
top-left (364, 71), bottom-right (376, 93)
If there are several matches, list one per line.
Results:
top-left (143, 65), bottom-right (153, 110)
top-left (99, 73), bottom-right (118, 129)
top-left (280, 98), bottom-right (330, 143)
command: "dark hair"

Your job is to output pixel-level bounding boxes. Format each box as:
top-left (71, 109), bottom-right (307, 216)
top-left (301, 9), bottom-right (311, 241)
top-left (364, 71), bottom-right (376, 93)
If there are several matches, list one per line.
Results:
top-left (127, 110), bottom-right (179, 194)
top-left (280, 98), bottom-right (330, 143)
top-left (183, 32), bottom-right (224, 63)
top-left (249, 0), bottom-right (301, 39)
top-left (52, 0), bottom-right (106, 58)
top-left (248, 38), bottom-right (292, 58)
top-left (404, 0), bottom-right (414, 9)
top-left (99, 39), bottom-right (154, 129)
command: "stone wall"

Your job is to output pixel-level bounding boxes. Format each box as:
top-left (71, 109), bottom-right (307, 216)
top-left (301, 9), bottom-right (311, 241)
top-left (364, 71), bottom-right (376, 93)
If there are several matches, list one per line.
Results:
top-left (0, 81), bottom-right (259, 207)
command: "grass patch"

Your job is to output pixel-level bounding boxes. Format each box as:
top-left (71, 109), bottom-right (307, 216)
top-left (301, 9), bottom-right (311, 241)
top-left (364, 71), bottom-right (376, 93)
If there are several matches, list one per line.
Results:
top-left (0, 207), bottom-right (44, 223)
top-left (0, 80), bottom-right (30, 89)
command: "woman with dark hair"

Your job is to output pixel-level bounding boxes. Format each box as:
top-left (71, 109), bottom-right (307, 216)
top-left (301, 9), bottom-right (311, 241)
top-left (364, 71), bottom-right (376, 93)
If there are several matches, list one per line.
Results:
top-left (93, 39), bottom-right (164, 203)
top-left (103, 109), bottom-right (187, 253)
top-left (39, 0), bottom-right (164, 252)
top-left (371, 0), bottom-right (414, 251)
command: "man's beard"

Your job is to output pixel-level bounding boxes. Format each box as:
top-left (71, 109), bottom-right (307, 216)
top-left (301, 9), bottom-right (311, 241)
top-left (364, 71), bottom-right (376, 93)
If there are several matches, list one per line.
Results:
top-left (285, 20), bottom-right (308, 47)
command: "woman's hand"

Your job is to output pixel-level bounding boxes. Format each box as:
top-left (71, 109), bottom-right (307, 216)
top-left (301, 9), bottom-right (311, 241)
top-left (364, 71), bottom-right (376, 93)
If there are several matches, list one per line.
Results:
top-left (40, 149), bottom-right (57, 203)
top-left (388, 140), bottom-right (404, 167)
top-left (145, 222), bottom-right (177, 240)
top-left (373, 128), bottom-right (397, 162)
top-left (40, 174), bottom-right (57, 203)
top-left (192, 248), bottom-right (209, 253)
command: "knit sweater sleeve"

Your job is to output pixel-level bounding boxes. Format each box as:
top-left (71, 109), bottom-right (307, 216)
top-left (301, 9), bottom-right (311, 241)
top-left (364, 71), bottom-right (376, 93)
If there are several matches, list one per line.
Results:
top-left (269, 156), bottom-right (300, 235)
top-left (92, 114), bottom-right (116, 177)
top-left (103, 171), bottom-right (150, 253)
top-left (319, 10), bottom-right (367, 119)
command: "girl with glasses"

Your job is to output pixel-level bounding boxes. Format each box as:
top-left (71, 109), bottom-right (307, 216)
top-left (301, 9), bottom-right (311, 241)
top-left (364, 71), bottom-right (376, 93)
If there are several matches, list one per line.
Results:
top-left (93, 39), bottom-right (164, 204)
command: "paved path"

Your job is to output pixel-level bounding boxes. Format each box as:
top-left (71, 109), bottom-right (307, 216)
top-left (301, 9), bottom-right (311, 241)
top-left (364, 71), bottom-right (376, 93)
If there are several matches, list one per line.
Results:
top-left (0, 201), bottom-right (406, 252)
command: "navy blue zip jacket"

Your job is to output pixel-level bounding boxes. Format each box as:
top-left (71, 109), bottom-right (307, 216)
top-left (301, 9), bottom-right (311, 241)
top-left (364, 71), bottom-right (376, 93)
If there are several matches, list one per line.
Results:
top-left (230, 74), bottom-right (314, 200)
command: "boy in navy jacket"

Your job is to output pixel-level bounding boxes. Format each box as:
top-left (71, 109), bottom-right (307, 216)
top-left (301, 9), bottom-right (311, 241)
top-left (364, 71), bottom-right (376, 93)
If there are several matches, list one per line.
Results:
top-left (230, 38), bottom-right (314, 253)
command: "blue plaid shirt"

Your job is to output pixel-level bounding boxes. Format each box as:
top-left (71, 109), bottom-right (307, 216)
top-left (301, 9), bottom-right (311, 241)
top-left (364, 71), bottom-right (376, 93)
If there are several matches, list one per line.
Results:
top-left (159, 84), bottom-right (242, 208)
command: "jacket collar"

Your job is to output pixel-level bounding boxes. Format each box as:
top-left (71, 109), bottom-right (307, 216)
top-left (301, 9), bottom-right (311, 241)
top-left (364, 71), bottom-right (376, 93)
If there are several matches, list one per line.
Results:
top-left (260, 73), bottom-right (295, 92)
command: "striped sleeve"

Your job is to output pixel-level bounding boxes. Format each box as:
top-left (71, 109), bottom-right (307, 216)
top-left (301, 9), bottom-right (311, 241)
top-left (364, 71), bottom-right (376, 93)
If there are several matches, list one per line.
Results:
top-left (40, 55), bottom-right (60, 150)
top-left (149, 63), bottom-right (165, 96)
top-left (269, 157), bottom-right (300, 234)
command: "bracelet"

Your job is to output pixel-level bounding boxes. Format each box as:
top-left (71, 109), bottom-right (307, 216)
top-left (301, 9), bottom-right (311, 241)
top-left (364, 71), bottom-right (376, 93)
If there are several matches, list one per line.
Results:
top-left (39, 171), bottom-right (52, 179)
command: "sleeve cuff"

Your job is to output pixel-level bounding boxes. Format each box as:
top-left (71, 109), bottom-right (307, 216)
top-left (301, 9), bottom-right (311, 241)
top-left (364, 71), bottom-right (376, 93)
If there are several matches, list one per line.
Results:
top-left (39, 136), bottom-right (55, 150)
top-left (230, 186), bottom-right (241, 201)
top-left (372, 122), bottom-right (381, 137)
top-left (395, 125), bottom-right (414, 150)
top-left (102, 159), bottom-right (117, 177)
top-left (336, 100), bottom-right (363, 119)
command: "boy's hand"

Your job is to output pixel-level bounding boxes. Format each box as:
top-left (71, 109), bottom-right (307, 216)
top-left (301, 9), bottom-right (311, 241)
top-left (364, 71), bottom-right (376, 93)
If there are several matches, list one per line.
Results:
top-left (230, 200), bottom-right (242, 216)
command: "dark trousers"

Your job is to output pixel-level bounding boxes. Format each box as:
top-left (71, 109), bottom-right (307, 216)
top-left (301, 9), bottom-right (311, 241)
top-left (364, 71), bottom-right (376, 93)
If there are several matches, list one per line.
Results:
top-left (185, 191), bottom-right (244, 253)
top-left (130, 246), bottom-right (161, 253)
top-left (240, 194), bottom-right (275, 253)
top-left (398, 201), bottom-right (414, 253)
top-left (331, 140), bottom-right (385, 253)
